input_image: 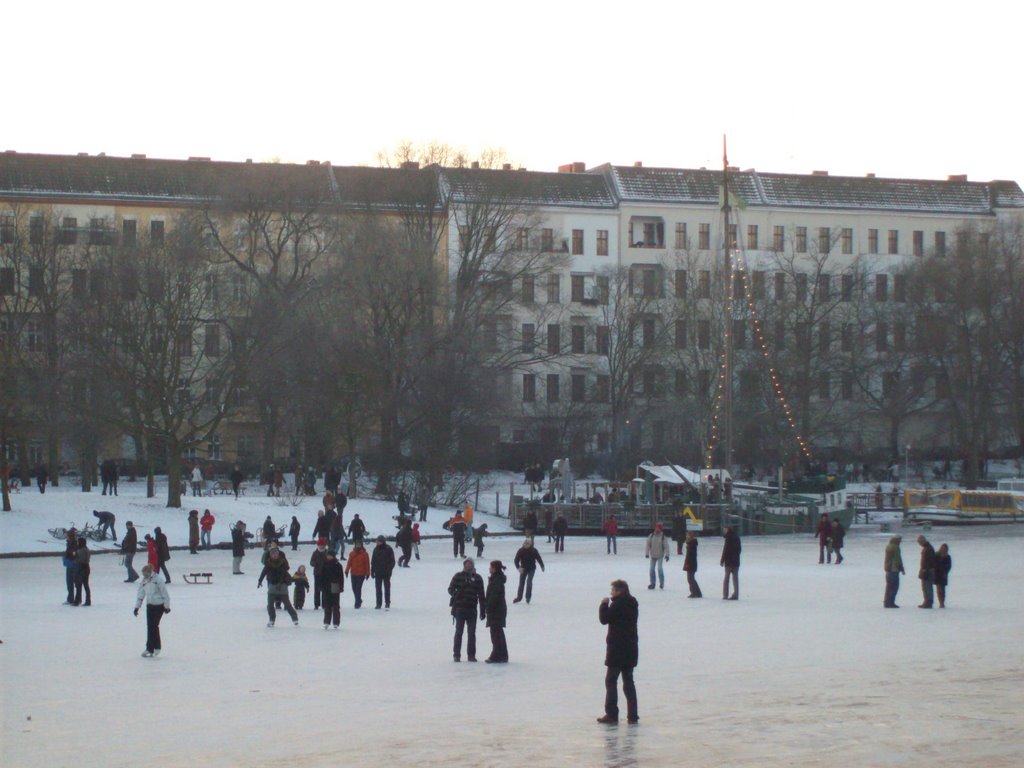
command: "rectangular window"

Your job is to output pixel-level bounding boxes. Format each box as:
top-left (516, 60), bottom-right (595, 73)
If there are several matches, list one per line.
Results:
top-left (698, 270), bottom-right (711, 299)
top-left (727, 224), bottom-right (738, 248)
top-left (596, 326), bottom-right (609, 355)
top-left (817, 274), bottom-right (830, 301)
top-left (204, 324), bottom-right (221, 356)
top-left (522, 274), bottom-right (534, 304)
top-left (894, 322), bottom-right (906, 352)
top-left (819, 321), bottom-right (830, 353)
top-left (774, 272), bottom-right (785, 301)
top-left (732, 319), bottom-right (746, 349)
top-left (0, 213), bottom-right (14, 244)
top-left (875, 274), bottom-right (888, 302)
top-left (882, 372), bottom-right (897, 398)
top-left (774, 320), bottom-right (786, 350)
top-left (913, 230), bottom-right (924, 257)
top-left (547, 274), bottom-right (560, 303)
top-left (571, 324), bottom-right (585, 354)
top-left (572, 229), bottom-right (584, 255)
top-left (842, 323), bottom-right (853, 352)
top-left (674, 269), bottom-right (687, 297)
top-left (894, 273), bottom-right (907, 303)
top-left (747, 224), bottom-right (758, 250)
top-left (72, 269), bottom-right (87, 300)
top-left (571, 373), bottom-right (586, 402)
top-left (888, 229), bottom-right (898, 255)
top-left (842, 273), bottom-right (854, 302)
top-left (541, 228), bottom-right (554, 252)
top-left (674, 370), bottom-right (687, 397)
top-left (699, 223), bottom-right (711, 250)
top-left (842, 372), bottom-right (854, 400)
top-left (773, 225), bottom-right (785, 252)
top-left (752, 270), bottom-right (765, 299)
top-left (697, 319), bottom-right (710, 349)
top-left (571, 274), bottom-right (585, 302)
top-left (28, 267), bottom-right (44, 297)
top-left (935, 231), bottom-right (946, 257)
top-left (0, 267), bottom-right (14, 295)
top-left (818, 372), bottom-right (830, 400)
top-left (740, 370), bottom-right (759, 399)
top-left (795, 322), bottom-right (810, 353)
top-left (516, 227), bottom-right (530, 251)
top-left (179, 327), bottom-right (193, 357)
top-left (642, 268), bottom-right (660, 298)
top-left (546, 374), bottom-right (559, 402)
top-left (697, 369), bottom-right (711, 397)
top-left (122, 219), bottom-right (137, 247)
top-left (796, 227), bottom-right (807, 253)
top-left (522, 374), bottom-right (535, 402)
top-left (89, 218), bottom-right (110, 246)
top-left (675, 222), bottom-right (687, 249)
top-left (642, 318), bottom-right (656, 348)
top-left (595, 375), bottom-right (609, 403)
top-left (818, 227), bottom-right (830, 254)
top-left (547, 324), bottom-right (560, 355)
top-left (675, 319), bottom-right (687, 349)
top-left (795, 273), bottom-right (807, 302)
top-left (733, 270), bottom-right (745, 299)
top-left (29, 216), bottom-right (44, 245)
top-left (26, 319), bottom-right (42, 352)
top-left (521, 323), bottom-right (535, 353)
top-left (643, 368), bottom-right (659, 397)
top-left (150, 220), bottom-right (165, 247)
top-left (58, 217), bottom-right (78, 245)
top-left (597, 229), bottom-right (609, 256)
top-left (596, 275), bottom-right (609, 304)
top-left (89, 269), bottom-right (105, 298)
top-left (868, 229), bottom-right (879, 254)
top-left (841, 228), bottom-right (853, 254)
top-left (482, 318), bottom-right (498, 352)
top-left (875, 322), bottom-right (888, 352)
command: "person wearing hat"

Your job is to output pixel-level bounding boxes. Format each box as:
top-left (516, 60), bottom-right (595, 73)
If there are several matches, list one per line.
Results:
top-left (309, 538), bottom-right (329, 610)
top-left (644, 523), bottom-right (670, 590)
top-left (345, 541), bottom-right (371, 608)
top-left (320, 551), bottom-right (344, 629)
top-left (485, 561), bottom-right (509, 663)
top-left (370, 535), bottom-right (396, 610)
top-left (188, 510), bottom-right (200, 554)
top-left (231, 521), bottom-right (247, 575)
top-left (121, 521), bottom-right (139, 582)
top-left (883, 535), bottom-right (906, 608)
top-left (448, 557), bottom-right (485, 662)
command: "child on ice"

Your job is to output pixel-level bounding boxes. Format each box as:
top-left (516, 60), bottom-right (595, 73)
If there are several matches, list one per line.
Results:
top-left (292, 565), bottom-right (310, 610)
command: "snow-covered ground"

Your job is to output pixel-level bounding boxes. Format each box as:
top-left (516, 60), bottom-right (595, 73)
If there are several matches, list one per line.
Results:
top-left (2, 482), bottom-right (1023, 767)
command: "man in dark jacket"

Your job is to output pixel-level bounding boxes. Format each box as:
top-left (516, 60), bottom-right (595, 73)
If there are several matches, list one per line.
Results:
top-left (831, 519), bottom-right (845, 565)
top-left (816, 512), bottom-right (832, 564)
top-left (154, 527), bottom-right (171, 584)
top-left (229, 465), bottom-right (244, 499)
top-left (512, 539), bottom-right (545, 604)
top-left (917, 535), bottom-right (937, 608)
top-left (671, 510), bottom-right (687, 555)
top-left (231, 521), bottom-right (246, 575)
top-left (320, 550), bottom-right (345, 629)
top-left (720, 526), bottom-right (741, 600)
top-left (597, 579), bottom-right (639, 724)
top-left (309, 538), bottom-right (329, 610)
top-left (370, 535), bottom-right (396, 610)
top-left (257, 548), bottom-right (297, 627)
top-left (121, 521), bottom-right (139, 582)
top-left (395, 520), bottom-right (413, 567)
top-left (552, 514), bottom-right (568, 553)
top-left (683, 531), bottom-right (701, 598)
top-left (485, 560), bottom-right (508, 663)
top-left (93, 509), bottom-right (117, 543)
top-left (447, 512), bottom-right (467, 557)
top-left (347, 514), bottom-right (366, 545)
top-left (448, 558), bottom-right (486, 662)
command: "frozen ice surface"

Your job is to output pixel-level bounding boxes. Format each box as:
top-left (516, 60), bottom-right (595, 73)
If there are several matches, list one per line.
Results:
top-left (2, 483), bottom-right (1023, 767)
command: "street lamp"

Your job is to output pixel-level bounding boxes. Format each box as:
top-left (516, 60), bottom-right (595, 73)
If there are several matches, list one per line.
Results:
top-left (904, 444), bottom-right (911, 486)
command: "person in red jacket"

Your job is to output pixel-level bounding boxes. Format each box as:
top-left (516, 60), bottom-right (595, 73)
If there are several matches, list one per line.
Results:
top-left (603, 515), bottom-right (619, 555)
top-left (145, 534), bottom-right (159, 571)
top-left (815, 513), bottom-right (832, 564)
top-left (200, 510), bottom-right (216, 551)
top-left (412, 522), bottom-right (422, 560)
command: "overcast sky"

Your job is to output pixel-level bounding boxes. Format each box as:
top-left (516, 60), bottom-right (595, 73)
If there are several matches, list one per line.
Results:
top-left (6, 0), bottom-right (1021, 184)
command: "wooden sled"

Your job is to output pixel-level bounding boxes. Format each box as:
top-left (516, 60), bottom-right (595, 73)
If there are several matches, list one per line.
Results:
top-left (182, 572), bottom-right (213, 585)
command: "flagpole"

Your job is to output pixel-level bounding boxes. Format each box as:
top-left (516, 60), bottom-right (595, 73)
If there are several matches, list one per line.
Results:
top-left (721, 136), bottom-right (734, 479)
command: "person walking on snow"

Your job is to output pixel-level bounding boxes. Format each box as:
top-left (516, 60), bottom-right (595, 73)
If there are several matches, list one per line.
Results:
top-left (830, 518), bottom-right (845, 564)
top-left (935, 543), bottom-right (952, 608)
top-left (447, 510), bottom-right (467, 558)
top-left (345, 541), bottom-right (370, 609)
top-left (134, 564), bottom-right (170, 657)
top-left (370, 535), bottom-right (396, 610)
top-left (396, 519), bottom-right (414, 567)
top-left (644, 523), bottom-right (670, 590)
top-left (289, 516), bottom-right (301, 551)
top-left (154, 527), bottom-right (171, 583)
top-left (257, 548), bottom-right (298, 627)
top-left (512, 538), bottom-right (545, 604)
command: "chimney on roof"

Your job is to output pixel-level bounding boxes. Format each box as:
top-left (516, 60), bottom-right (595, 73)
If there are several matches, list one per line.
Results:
top-left (633, 161), bottom-right (643, 167)
top-left (502, 163), bottom-right (512, 171)
top-left (727, 166), bottom-right (739, 172)
top-left (188, 156), bottom-right (211, 162)
top-left (812, 170), bottom-right (829, 176)
top-left (865, 173), bottom-right (875, 178)
top-left (78, 152), bottom-right (89, 156)
top-left (948, 174), bottom-right (968, 182)
top-left (557, 162), bottom-right (586, 173)
top-left (471, 161), bottom-right (480, 169)
top-left (400, 161), bottom-right (419, 171)
top-left (98, 152), bottom-right (106, 157)
top-left (245, 158), bottom-right (253, 163)
top-left (131, 153), bottom-right (147, 159)
top-left (306, 160), bottom-right (320, 166)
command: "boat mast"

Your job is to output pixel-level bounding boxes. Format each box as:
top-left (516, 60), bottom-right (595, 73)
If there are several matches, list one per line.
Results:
top-left (721, 136), bottom-right (734, 477)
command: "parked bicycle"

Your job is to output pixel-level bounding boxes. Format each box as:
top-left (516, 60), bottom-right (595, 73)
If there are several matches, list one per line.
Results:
top-left (48, 522), bottom-right (111, 542)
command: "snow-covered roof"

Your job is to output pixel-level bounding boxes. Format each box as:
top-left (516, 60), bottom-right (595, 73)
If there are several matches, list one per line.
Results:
top-left (441, 166), bottom-right (616, 209)
top-left (637, 462), bottom-right (702, 486)
top-left (592, 164), bottom-right (1024, 215)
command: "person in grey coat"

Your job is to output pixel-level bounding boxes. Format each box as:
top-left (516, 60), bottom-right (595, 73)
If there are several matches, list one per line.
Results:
top-left (644, 523), bottom-right (670, 589)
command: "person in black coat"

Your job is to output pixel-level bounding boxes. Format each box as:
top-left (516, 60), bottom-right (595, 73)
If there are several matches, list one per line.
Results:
top-left (231, 521), bottom-right (246, 575)
top-left (320, 551), bottom-right (345, 628)
top-left (370, 535), bottom-right (396, 610)
top-left (917, 535), bottom-right (937, 608)
top-left (830, 519), bottom-right (845, 565)
top-left (597, 579), bottom-right (639, 724)
top-left (671, 511), bottom-right (688, 555)
top-left (683, 531), bottom-right (702, 598)
top-left (229, 465), bottom-right (244, 499)
top-left (288, 516), bottom-right (301, 551)
top-left (935, 543), bottom-right (952, 608)
top-left (485, 560), bottom-right (509, 663)
top-left (262, 516), bottom-right (276, 547)
top-left (552, 514), bottom-right (568, 553)
top-left (154, 527), bottom-right (171, 584)
top-left (395, 520), bottom-right (413, 567)
top-left (512, 539), bottom-right (545, 604)
top-left (448, 558), bottom-right (486, 662)
top-left (121, 521), bottom-right (139, 582)
top-left (720, 526), bottom-right (741, 600)
top-left (347, 514), bottom-right (366, 545)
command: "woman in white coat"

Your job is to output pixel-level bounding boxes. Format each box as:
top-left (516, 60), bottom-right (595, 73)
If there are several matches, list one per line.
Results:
top-left (134, 565), bottom-right (171, 657)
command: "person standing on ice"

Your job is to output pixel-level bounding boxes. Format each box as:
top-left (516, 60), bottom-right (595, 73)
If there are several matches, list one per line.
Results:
top-left (154, 527), bottom-right (171, 584)
top-left (134, 564), bottom-right (170, 657)
top-left (231, 521), bottom-right (246, 575)
top-left (73, 537), bottom-right (92, 606)
top-left (597, 579), bottom-right (639, 725)
top-left (144, 533), bottom-right (159, 573)
top-left (935, 543), bottom-right (952, 608)
top-left (447, 510), bottom-right (467, 558)
top-left (258, 547), bottom-right (298, 627)
top-left (644, 523), bottom-right (670, 590)
top-left (345, 540), bottom-right (370, 608)
top-left (288, 516), bottom-right (301, 551)
top-left (320, 550), bottom-right (344, 628)
top-left (448, 557), bottom-right (485, 662)
top-left (512, 538), bottom-right (545, 604)
top-left (229, 465), bottom-right (244, 499)
top-left (683, 531), bottom-right (702, 598)
top-left (190, 463), bottom-right (203, 497)
top-left (347, 513), bottom-right (366, 546)
top-left (883, 535), bottom-right (905, 608)
top-left (187, 510), bottom-right (200, 555)
top-left (830, 518), bottom-right (845, 564)
top-left (395, 518), bottom-right (413, 567)
top-left (720, 526), bottom-right (741, 600)
top-left (485, 560), bottom-right (508, 663)
top-left (917, 535), bottom-right (937, 609)
top-left (370, 535), bottom-right (396, 610)
top-left (603, 515), bottom-right (619, 554)
top-left (309, 538), bottom-right (329, 609)
top-left (472, 523), bottom-right (489, 558)
top-left (200, 509), bottom-right (215, 550)
top-left (121, 521), bottom-right (139, 582)
top-left (62, 530), bottom-right (78, 604)
top-left (815, 512), bottom-right (832, 564)
top-left (291, 565), bottom-right (310, 610)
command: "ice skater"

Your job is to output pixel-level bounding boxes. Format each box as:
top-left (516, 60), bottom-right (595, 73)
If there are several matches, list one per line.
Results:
top-left (134, 564), bottom-right (170, 657)
top-left (597, 579), bottom-right (639, 724)
top-left (448, 557), bottom-right (485, 662)
top-left (257, 548), bottom-right (298, 627)
top-left (720, 526), bottom-right (741, 600)
top-left (485, 560), bottom-right (508, 663)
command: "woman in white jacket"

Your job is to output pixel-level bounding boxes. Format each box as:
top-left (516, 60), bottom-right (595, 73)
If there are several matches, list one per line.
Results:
top-left (134, 565), bottom-right (171, 657)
